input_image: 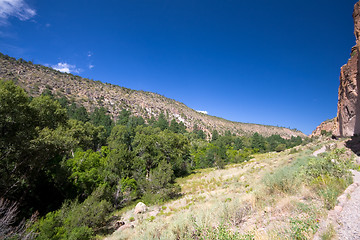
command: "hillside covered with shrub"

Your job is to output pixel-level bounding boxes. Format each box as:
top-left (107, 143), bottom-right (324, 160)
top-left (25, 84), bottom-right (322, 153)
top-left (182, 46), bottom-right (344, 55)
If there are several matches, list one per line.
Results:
top-left (0, 80), bottom-right (307, 239)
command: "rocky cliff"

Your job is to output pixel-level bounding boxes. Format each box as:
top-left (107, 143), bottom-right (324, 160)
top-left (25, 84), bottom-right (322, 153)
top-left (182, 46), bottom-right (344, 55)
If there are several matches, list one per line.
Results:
top-left (0, 53), bottom-right (305, 138)
top-left (310, 118), bottom-right (338, 138)
top-left (337, 1), bottom-right (360, 137)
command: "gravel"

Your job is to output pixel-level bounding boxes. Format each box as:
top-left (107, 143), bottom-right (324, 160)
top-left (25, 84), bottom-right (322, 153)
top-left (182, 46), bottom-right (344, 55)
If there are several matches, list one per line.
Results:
top-left (337, 170), bottom-right (360, 240)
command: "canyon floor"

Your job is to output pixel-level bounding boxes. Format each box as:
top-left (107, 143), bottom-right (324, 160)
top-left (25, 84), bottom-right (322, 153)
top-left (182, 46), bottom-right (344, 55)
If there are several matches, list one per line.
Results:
top-left (101, 137), bottom-right (360, 240)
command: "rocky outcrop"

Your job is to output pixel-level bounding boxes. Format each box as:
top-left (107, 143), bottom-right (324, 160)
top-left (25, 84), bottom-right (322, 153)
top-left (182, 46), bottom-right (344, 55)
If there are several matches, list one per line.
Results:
top-left (338, 1), bottom-right (360, 137)
top-left (310, 118), bottom-right (339, 137)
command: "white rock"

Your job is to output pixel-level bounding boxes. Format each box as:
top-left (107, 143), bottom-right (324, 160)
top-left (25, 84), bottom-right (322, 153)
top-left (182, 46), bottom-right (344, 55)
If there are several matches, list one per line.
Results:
top-left (134, 202), bottom-right (147, 214)
top-left (334, 206), bottom-right (343, 212)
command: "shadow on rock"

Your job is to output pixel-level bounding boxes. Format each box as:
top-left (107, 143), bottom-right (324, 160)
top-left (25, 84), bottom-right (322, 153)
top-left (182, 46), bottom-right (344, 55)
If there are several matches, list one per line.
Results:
top-left (345, 135), bottom-right (360, 156)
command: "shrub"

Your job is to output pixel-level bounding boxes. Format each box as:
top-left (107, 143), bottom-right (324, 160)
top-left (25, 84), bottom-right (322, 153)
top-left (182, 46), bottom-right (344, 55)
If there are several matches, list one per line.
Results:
top-left (262, 160), bottom-right (304, 194)
top-left (275, 143), bottom-right (286, 152)
top-left (302, 149), bottom-right (353, 209)
top-left (288, 216), bottom-right (318, 240)
top-left (32, 186), bottom-right (112, 239)
top-left (140, 160), bottom-right (181, 204)
top-left (192, 222), bottom-right (254, 240)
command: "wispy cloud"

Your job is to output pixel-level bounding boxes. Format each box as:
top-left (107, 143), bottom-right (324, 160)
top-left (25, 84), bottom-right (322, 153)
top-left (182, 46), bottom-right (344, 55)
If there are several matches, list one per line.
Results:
top-left (52, 62), bottom-right (80, 74)
top-left (196, 110), bottom-right (208, 115)
top-left (87, 51), bottom-right (94, 69)
top-left (0, 0), bottom-right (36, 24)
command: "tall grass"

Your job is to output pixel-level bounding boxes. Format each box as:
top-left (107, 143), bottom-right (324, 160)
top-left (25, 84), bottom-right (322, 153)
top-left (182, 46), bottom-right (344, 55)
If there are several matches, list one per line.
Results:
top-left (262, 149), bottom-right (352, 209)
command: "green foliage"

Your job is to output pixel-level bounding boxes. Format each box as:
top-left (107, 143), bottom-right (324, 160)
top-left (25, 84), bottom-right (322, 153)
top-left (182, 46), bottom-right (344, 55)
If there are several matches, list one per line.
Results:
top-left (288, 215), bottom-right (319, 240)
top-left (226, 147), bottom-right (253, 164)
top-left (0, 80), bottom-right (76, 217)
top-left (65, 148), bottom-right (108, 197)
top-left (117, 109), bottom-right (131, 125)
top-left (275, 143), bottom-right (286, 152)
top-left (321, 224), bottom-right (335, 240)
top-left (251, 133), bottom-right (266, 152)
top-left (157, 130), bottom-right (191, 176)
top-left (67, 103), bottom-right (89, 123)
top-left (32, 186), bottom-right (112, 240)
top-left (197, 129), bottom-right (206, 140)
top-left (66, 119), bottom-right (107, 151)
top-left (169, 119), bottom-right (186, 133)
top-left (141, 160), bottom-right (181, 204)
top-left (0, 80), bottom-right (307, 239)
top-left (29, 95), bottom-right (68, 129)
top-left (192, 221), bottom-right (254, 240)
top-left (302, 149), bottom-right (351, 180)
top-left (153, 112), bottom-right (168, 130)
top-left (302, 149), bottom-right (353, 209)
top-left (320, 130), bottom-right (332, 137)
top-left (263, 148), bottom-right (353, 210)
top-left (211, 130), bottom-right (219, 142)
top-left (263, 163), bottom-right (301, 194)
top-left (192, 124), bottom-right (206, 140)
top-left (89, 107), bottom-right (114, 137)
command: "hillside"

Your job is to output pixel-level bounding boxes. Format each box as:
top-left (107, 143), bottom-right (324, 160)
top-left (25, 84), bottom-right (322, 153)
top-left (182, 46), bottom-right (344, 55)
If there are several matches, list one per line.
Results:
top-left (104, 138), bottom-right (357, 240)
top-left (0, 53), bottom-right (305, 138)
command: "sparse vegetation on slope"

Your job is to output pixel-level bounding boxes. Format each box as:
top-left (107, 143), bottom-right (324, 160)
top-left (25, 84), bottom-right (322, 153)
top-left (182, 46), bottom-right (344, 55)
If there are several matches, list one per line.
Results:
top-left (0, 81), bottom-right (306, 240)
top-left (105, 138), bottom-right (356, 240)
top-left (0, 52), bottom-right (305, 139)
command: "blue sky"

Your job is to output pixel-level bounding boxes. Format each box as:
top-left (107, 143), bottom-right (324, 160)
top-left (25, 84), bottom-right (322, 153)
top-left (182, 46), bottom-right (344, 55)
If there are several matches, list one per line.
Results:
top-left (0, 0), bottom-right (357, 135)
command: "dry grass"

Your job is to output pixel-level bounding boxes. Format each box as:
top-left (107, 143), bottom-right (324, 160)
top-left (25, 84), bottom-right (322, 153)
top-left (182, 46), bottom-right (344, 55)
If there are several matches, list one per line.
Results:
top-left (103, 138), bottom-right (355, 240)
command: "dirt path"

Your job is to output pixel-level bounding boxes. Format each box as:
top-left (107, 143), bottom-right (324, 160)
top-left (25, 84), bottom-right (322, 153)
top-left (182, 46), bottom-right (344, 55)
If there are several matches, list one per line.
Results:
top-left (336, 170), bottom-right (360, 239)
top-left (313, 146), bottom-right (327, 157)
top-left (314, 170), bottom-right (360, 239)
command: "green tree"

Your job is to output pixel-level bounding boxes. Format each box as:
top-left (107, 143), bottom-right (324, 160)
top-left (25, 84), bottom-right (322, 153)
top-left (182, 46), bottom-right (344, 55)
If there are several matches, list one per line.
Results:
top-left (117, 109), bottom-right (131, 125)
top-left (275, 143), bottom-right (286, 152)
top-left (0, 81), bottom-right (73, 216)
top-left (158, 130), bottom-right (191, 177)
top-left (67, 103), bottom-right (89, 123)
top-left (234, 137), bottom-right (243, 150)
top-left (29, 95), bottom-right (68, 129)
top-left (132, 126), bottom-right (162, 179)
top-left (251, 132), bottom-right (266, 152)
top-left (211, 130), bottom-right (219, 142)
top-left (65, 147), bottom-right (108, 197)
top-left (169, 119), bottom-right (180, 133)
top-left (154, 112), bottom-right (168, 130)
top-left (89, 107), bottom-right (114, 137)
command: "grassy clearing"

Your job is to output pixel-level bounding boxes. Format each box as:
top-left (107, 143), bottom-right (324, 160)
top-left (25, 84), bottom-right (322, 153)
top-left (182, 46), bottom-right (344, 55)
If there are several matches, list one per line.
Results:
top-left (103, 139), bottom-right (355, 240)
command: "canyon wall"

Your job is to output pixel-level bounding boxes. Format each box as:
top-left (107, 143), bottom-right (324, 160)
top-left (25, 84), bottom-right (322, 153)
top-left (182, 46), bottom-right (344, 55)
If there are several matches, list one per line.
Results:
top-left (338, 1), bottom-right (360, 137)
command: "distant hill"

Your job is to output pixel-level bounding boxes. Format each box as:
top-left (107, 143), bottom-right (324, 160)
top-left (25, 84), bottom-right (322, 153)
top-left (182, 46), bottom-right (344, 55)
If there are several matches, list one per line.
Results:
top-left (0, 53), bottom-right (306, 138)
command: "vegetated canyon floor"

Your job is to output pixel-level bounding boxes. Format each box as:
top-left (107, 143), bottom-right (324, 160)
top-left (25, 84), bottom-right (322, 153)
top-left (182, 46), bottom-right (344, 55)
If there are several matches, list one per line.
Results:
top-left (104, 137), bottom-right (360, 240)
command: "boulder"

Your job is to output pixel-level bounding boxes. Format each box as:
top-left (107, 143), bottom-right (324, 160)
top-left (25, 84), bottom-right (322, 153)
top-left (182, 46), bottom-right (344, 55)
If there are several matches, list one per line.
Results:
top-left (134, 202), bottom-right (147, 214)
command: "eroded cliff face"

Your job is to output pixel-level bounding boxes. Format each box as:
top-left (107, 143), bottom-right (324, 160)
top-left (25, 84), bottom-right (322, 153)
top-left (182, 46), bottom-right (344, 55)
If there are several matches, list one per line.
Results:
top-left (338, 1), bottom-right (360, 137)
top-left (310, 118), bottom-right (338, 138)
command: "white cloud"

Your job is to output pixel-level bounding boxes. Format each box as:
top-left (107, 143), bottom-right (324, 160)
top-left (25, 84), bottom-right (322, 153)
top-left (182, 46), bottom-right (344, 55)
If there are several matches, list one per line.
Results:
top-left (196, 110), bottom-right (208, 115)
top-left (87, 51), bottom-right (93, 57)
top-left (0, 0), bottom-right (36, 24)
top-left (89, 64), bottom-right (94, 69)
top-left (52, 62), bottom-right (80, 74)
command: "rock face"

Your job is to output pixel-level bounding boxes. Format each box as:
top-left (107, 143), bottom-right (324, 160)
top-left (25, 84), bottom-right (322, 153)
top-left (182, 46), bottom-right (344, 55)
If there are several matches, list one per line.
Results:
top-left (310, 118), bottom-right (339, 137)
top-left (338, 1), bottom-right (360, 137)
